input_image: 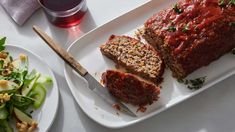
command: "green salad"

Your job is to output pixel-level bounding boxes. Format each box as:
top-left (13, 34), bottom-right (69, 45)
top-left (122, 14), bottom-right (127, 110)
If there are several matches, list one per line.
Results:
top-left (0, 37), bottom-right (53, 132)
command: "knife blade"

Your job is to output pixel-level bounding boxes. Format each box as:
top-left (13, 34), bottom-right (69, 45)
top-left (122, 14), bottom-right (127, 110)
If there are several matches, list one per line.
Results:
top-left (32, 25), bottom-right (137, 117)
top-left (84, 73), bottom-right (137, 116)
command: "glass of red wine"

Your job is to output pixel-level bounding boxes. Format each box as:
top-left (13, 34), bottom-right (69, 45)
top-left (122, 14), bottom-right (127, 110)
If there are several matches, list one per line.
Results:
top-left (38, 0), bottom-right (87, 28)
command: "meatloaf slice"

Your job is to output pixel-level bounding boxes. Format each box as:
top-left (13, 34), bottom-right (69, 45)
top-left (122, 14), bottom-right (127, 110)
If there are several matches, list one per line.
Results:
top-left (143, 0), bottom-right (235, 79)
top-left (101, 70), bottom-right (160, 106)
top-left (100, 35), bottom-right (164, 84)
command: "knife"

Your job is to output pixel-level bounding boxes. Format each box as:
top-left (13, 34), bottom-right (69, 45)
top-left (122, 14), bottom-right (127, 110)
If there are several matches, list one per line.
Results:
top-left (32, 25), bottom-right (137, 117)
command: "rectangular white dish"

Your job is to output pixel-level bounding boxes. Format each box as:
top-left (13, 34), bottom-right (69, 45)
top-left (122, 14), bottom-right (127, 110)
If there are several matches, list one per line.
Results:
top-left (64, 0), bottom-right (235, 128)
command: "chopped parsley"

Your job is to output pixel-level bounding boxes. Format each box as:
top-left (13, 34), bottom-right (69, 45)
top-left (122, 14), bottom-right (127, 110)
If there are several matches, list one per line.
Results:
top-left (166, 26), bottom-right (177, 32)
top-left (182, 24), bottom-right (189, 33)
top-left (229, 0), bottom-right (235, 5)
top-left (219, 0), bottom-right (226, 7)
top-left (0, 37), bottom-right (6, 51)
top-left (229, 22), bottom-right (235, 26)
top-left (178, 76), bottom-right (206, 90)
top-left (218, 0), bottom-right (235, 6)
top-left (232, 48), bottom-right (235, 55)
top-left (173, 4), bottom-right (183, 14)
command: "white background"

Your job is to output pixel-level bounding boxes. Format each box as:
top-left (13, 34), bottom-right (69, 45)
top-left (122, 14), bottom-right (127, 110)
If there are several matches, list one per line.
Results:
top-left (1, 0), bottom-right (235, 132)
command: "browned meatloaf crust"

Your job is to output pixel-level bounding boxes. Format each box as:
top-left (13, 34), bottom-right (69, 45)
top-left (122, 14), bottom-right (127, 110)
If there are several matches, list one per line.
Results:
top-left (143, 0), bottom-right (235, 79)
top-left (100, 35), bottom-right (165, 84)
top-left (102, 70), bottom-right (160, 106)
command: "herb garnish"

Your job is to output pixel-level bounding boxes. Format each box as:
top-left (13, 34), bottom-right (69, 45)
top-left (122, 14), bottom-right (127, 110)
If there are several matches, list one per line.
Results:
top-left (0, 37), bottom-right (6, 51)
top-left (173, 4), bottom-right (183, 14)
top-left (166, 26), bottom-right (177, 32)
top-left (178, 76), bottom-right (206, 90)
top-left (219, 0), bottom-right (226, 7)
top-left (182, 24), bottom-right (189, 33)
top-left (229, 0), bottom-right (235, 5)
top-left (229, 22), bottom-right (235, 26)
top-left (231, 48), bottom-right (235, 55)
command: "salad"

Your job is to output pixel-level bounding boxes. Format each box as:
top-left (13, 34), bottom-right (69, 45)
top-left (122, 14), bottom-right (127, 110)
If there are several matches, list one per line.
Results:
top-left (0, 37), bottom-right (53, 132)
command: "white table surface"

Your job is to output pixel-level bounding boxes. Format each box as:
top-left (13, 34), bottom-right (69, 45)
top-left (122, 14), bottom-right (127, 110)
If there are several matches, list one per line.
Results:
top-left (1, 0), bottom-right (235, 132)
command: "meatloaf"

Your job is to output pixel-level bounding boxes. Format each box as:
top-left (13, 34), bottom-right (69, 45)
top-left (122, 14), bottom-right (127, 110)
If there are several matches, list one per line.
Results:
top-left (143, 0), bottom-right (235, 79)
top-left (102, 70), bottom-right (161, 106)
top-left (100, 35), bottom-right (164, 84)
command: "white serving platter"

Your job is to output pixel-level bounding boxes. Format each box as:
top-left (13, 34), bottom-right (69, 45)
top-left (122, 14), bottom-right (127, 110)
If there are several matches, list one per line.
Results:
top-left (6, 45), bottom-right (59, 132)
top-left (64, 0), bottom-right (235, 128)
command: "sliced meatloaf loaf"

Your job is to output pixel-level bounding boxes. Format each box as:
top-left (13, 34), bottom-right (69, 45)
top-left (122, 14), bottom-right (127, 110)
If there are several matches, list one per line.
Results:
top-left (100, 35), bottom-right (164, 84)
top-left (101, 70), bottom-right (160, 106)
top-left (143, 0), bottom-right (235, 79)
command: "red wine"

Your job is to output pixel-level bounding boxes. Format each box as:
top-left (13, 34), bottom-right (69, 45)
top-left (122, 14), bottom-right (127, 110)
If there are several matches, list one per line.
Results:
top-left (39, 0), bottom-right (87, 28)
